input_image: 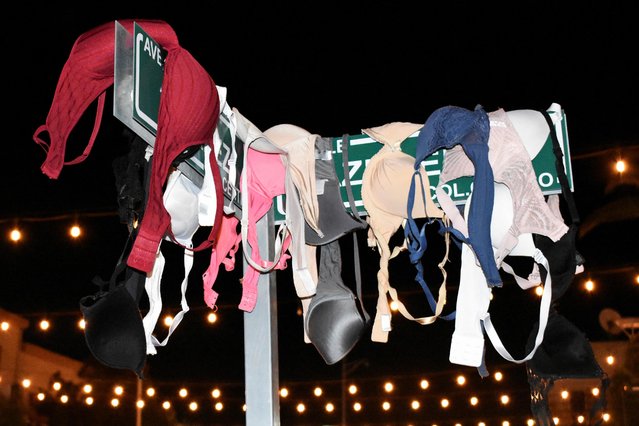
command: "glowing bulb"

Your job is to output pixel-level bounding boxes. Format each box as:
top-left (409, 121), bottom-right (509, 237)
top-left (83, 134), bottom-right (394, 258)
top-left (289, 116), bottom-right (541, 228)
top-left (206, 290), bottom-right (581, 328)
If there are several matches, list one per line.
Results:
top-left (296, 403), bottom-right (306, 413)
top-left (382, 401), bottom-right (391, 411)
top-left (69, 225), bottom-right (81, 238)
top-left (606, 355), bottom-right (614, 365)
top-left (178, 388), bottom-right (188, 398)
top-left (352, 402), bottom-right (362, 412)
top-left (22, 379), bottom-right (31, 388)
top-left (9, 228), bottom-right (21, 242)
top-left (440, 398), bottom-right (449, 408)
top-left (111, 398), bottom-right (120, 407)
top-left (211, 388), bottom-right (221, 398)
top-left (456, 375), bottom-right (466, 385)
top-left (384, 382), bottom-right (394, 392)
top-left (602, 413), bottom-right (611, 422)
top-left (1, 321), bottom-right (9, 331)
top-left (561, 390), bottom-right (569, 399)
top-left (500, 394), bottom-right (510, 405)
top-left (279, 388), bottom-right (289, 398)
top-left (214, 401), bottom-right (223, 411)
top-left (325, 402), bottom-right (335, 412)
top-left (83, 384), bottom-right (92, 393)
top-left (535, 286), bottom-right (544, 296)
top-left (85, 397), bottom-right (94, 406)
top-left (592, 387), bottom-right (600, 397)
top-left (585, 279), bottom-right (595, 292)
top-left (615, 159), bottom-right (626, 173)
top-left (37, 393), bottom-right (45, 401)
top-left (78, 319), bottom-right (86, 330)
top-left (188, 401), bottom-right (197, 411)
top-left (494, 371), bottom-right (503, 381)
top-left (410, 400), bottom-right (420, 410)
top-left (146, 387), bottom-right (155, 397)
top-left (389, 300), bottom-right (399, 311)
top-left (470, 396), bottom-right (479, 406)
top-left (39, 320), bottom-right (50, 331)
top-left (577, 415), bottom-right (585, 424)
top-left (419, 379), bottom-right (429, 389)
top-left (313, 387), bottom-right (322, 397)
top-left (137, 400), bottom-right (145, 409)
top-left (162, 401), bottom-right (171, 410)
top-left (553, 417), bottom-right (559, 425)
top-left (348, 384), bottom-right (358, 395)
top-left (52, 382), bottom-right (62, 391)
top-left (163, 315), bottom-right (174, 327)
top-left (207, 312), bottom-right (217, 323)
top-left (60, 395), bottom-right (69, 404)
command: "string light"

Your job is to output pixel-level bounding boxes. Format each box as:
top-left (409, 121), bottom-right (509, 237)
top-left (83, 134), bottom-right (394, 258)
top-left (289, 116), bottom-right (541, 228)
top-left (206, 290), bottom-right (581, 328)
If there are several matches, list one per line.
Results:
top-left (9, 227), bottom-right (21, 242)
top-left (69, 224), bottom-right (82, 238)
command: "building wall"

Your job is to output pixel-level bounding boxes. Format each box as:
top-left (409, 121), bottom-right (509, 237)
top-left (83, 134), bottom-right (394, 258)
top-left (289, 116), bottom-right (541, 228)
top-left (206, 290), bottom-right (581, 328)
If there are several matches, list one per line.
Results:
top-left (0, 309), bottom-right (83, 399)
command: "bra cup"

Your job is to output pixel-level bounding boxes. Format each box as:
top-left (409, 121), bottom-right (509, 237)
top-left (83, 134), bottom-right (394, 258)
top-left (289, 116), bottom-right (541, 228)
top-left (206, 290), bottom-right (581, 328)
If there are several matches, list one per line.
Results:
top-left (305, 294), bottom-right (366, 365)
top-left (526, 311), bottom-right (602, 379)
top-left (305, 178), bottom-right (366, 245)
top-left (163, 170), bottom-right (200, 245)
top-left (80, 285), bottom-right (146, 377)
top-left (363, 149), bottom-right (442, 220)
top-left (304, 240), bottom-right (367, 364)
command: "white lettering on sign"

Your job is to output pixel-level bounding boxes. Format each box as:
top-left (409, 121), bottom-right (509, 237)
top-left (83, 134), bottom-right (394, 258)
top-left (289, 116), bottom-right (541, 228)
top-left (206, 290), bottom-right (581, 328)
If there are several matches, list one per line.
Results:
top-left (538, 172), bottom-right (555, 188)
top-left (143, 37), bottom-right (163, 66)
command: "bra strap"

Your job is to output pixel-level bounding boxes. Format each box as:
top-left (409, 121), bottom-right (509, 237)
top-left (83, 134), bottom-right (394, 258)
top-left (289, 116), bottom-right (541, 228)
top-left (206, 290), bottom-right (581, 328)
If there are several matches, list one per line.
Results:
top-left (540, 109), bottom-right (580, 225)
top-left (341, 134), bottom-right (369, 322)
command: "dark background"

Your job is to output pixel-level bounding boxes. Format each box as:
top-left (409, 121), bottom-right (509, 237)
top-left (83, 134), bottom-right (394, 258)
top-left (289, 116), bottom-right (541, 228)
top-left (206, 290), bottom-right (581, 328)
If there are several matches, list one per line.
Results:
top-left (1, 2), bottom-right (638, 423)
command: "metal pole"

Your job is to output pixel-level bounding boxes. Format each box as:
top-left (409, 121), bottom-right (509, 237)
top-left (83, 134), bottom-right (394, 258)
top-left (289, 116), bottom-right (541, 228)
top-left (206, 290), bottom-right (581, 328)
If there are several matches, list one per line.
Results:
top-left (244, 208), bottom-right (280, 426)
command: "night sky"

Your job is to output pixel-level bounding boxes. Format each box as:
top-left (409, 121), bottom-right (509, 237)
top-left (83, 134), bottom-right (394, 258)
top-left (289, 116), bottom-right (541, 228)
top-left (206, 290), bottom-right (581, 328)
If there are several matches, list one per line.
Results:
top-left (1, 2), bottom-right (638, 423)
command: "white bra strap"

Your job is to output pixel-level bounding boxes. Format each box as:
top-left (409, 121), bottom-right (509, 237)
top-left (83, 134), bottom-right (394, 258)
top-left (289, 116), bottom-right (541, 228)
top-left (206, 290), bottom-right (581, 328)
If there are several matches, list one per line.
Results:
top-left (481, 249), bottom-right (552, 363)
top-left (142, 249), bottom-right (166, 355)
top-left (150, 247), bottom-right (194, 349)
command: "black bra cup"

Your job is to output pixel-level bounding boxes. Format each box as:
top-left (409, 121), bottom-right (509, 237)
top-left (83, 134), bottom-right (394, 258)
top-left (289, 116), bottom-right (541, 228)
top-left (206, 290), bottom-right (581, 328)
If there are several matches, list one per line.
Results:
top-left (80, 283), bottom-right (146, 378)
top-left (305, 240), bottom-right (368, 365)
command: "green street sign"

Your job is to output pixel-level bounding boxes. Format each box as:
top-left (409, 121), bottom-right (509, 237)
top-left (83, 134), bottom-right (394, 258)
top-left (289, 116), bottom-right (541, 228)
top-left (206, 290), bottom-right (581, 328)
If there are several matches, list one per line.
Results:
top-left (272, 111), bottom-right (572, 223)
top-left (132, 23), bottom-right (166, 133)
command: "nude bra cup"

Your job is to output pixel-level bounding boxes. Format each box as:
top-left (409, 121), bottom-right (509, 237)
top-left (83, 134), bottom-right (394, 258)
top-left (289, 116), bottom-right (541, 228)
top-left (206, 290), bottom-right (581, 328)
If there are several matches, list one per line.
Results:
top-left (362, 122), bottom-right (442, 225)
